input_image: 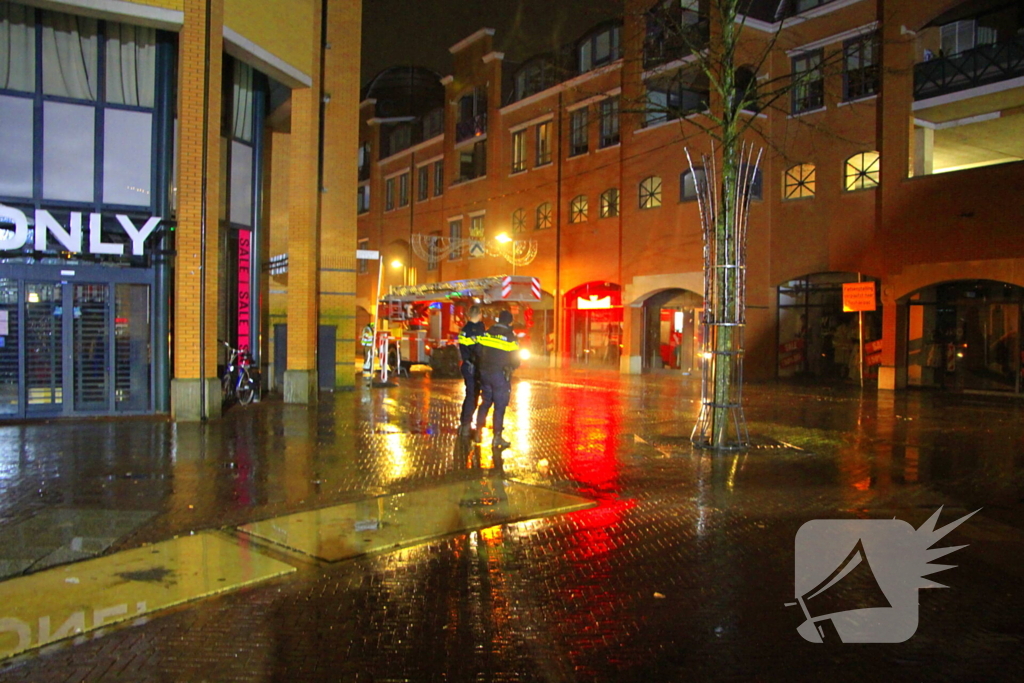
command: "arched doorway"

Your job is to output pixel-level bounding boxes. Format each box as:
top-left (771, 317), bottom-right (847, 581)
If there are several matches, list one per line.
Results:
top-left (641, 289), bottom-right (703, 373)
top-left (777, 272), bottom-right (882, 381)
top-left (564, 282), bottom-right (622, 367)
top-left (905, 280), bottom-right (1022, 393)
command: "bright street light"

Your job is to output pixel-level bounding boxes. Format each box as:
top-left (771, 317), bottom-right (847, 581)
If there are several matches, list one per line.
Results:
top-left (495, 232), bottom-right (512, 244)
top-left (390, 259), bottom-right (404, 269)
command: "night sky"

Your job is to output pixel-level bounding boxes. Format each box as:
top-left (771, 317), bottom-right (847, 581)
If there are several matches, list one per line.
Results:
top-left (360, 0), bottom-right (624, 86)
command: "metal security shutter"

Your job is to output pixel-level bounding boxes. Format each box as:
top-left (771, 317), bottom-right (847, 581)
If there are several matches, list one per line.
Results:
top-left (73, 284), bottom-right (110, 411)
top-left (0, 280), bottom-right (19, 416)
top-left (25, 283), bottom-right (63, 409)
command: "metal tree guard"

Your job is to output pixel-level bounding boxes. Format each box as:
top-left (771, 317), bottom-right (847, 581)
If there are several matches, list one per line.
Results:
top-left (688, 142), bottom-right (762, 450)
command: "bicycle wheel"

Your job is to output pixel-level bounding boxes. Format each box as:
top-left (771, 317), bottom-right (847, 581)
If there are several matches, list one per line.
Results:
top-left (222, 373), bottom-right (233, 402)
top-left (237, 372), bottom-right (256, 405)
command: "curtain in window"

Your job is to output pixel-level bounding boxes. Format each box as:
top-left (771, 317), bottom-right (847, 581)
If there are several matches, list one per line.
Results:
top-left (233, 60), bottom-right (254, 142)
top-left (106, 22), bottom-right (156, 107)
top-left (42, 11), bottom-right (98, 100)
top-left (0, 3), bottom-right (35, 92)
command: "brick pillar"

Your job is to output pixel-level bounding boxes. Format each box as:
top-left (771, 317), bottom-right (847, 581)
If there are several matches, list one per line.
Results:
top-left (318, 0), bottom-right (362, 390)
top-left (172, 0), bottom-right (224, 420)
top-left (284, 0), bottom-right (324, 404)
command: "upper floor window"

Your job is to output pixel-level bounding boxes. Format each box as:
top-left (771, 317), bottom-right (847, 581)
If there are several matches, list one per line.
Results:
top-left (680, 167), bottom-right (706, 201)
top-left (511, 208), bottom-right (526, 234)
top-left (385, 177), bottom-right (395, 210)
top-left (569, 108), bottom-right (588, 156)
top-left (357, 238), bottom-right (370, 273)
top-left (357, 184), bottom-right (370, 213)
top-left (639, 176), bottom-right (662, 209)
top-left (433, 160), bottom-right (444, 196)
top-left (417, 165), bottom-right (429, 201)
top-left (784, 164), bottom-right (816, 200)
top-left (645, 79), bottom-right (709, 126)
top-left (599, 97), bottom-right (619, 148)
top-left (449, 219), bottom-right (462, 260)
top-left (791, 50), bottom-right (824, 114)
top-left (940, 19), bottom-right (997, 57)
top-left (388, 124), bottom-right (412, 154)
top-left (511, 129), bottom-right (527, 173)
top-left (845, 151), bottom-right (880, 191)
top-left (0, 5), bottom-right (162, 209)
top-left (357, 142), bottom-right (371, 181)
top-left (457, 141), bottom-right (486, 183)
top-left (422, 107), bottom-right (443, 139)
top-left (456, 86), bottom-right (487, 143)
top-left (579, 24), bottom-right (621, 73)
top-left (398, 172), bottom-right (409, 207)
top-left (426, 230), bottom-right (440, 271)
top-left (536, 202), bottom-right (553, 230)
top-left (512, 59), bottom-right (556, 101)
top-left (645, 0), bottom-right (705, 69)
top-left (844, 33), bottom-right (879, 101)
top-left (790, 0), bottom-right (838, 15)
top-left (600, 188), bottom-right (619, 218)
top-left (569, 195), bottom-right (588, 223)
top-left (536, 121), bottom-right (552, 165)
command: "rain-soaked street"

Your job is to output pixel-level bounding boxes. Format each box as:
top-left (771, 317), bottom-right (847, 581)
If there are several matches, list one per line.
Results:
top-left (0, 368), bottom-right (1022, 681)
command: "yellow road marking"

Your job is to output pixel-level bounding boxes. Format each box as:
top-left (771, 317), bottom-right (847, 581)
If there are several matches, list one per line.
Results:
top-left (239, 478), bottom-right (594, 562)
top-left (0, 531), bottom-right (294, 660)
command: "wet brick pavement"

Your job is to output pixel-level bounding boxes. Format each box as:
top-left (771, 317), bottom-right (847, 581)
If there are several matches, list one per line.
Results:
top-left (0, 368), bottom-right (1022, 681)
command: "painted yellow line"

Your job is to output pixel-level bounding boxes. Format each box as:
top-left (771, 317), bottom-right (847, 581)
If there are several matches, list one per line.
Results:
top-left (239, 478), bottom-right (595, 562)
top-left (0, 531), bottom-right (295, 661)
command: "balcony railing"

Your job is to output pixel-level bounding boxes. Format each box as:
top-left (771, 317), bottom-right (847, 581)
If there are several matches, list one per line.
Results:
top-left (915, 35), bottom-right (1024, 101)
top-left (643, 19), bottom-right (709, 70)
top-left (455, 113), bottom-right (487, 143)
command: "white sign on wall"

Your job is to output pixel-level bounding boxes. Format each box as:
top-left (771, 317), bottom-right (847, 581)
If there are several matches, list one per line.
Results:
top-left (0, 205), bottom-right (160, 256)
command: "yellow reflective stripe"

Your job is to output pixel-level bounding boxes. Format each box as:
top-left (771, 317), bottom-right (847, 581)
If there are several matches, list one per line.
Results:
top-left (477, 334), bottom-right (519, 352)
top-left (457, 335), bottom-right (476, 345)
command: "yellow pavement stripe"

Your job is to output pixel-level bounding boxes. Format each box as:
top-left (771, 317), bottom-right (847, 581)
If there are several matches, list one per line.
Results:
top-left (0, 531), bottom-right (295, 661)
top-left (238, 478), bottom-right (595, 562)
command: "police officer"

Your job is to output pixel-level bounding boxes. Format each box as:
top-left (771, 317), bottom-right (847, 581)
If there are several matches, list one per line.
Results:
top-left (475, 310), bottom-right (520, 448)
top-left (457, 305), bottom-right (485, 436)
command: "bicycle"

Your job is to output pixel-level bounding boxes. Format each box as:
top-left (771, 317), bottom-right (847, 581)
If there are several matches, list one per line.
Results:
top-left (221, 341), bottom-right (258, 405)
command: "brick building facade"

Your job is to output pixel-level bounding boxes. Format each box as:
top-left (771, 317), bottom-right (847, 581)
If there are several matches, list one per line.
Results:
top-left (356, 0), bottom-right (1024, 394)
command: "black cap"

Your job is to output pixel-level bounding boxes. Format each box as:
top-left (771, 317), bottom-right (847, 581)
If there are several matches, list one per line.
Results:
top-left (498, 310), bottom-right (513, 325)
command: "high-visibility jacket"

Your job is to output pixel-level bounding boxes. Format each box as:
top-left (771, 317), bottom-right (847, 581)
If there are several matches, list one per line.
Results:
top-left (457, 320), bottom-right (486, 363)
top-left (360, 325), bottom-right (375, 347)
top-left (477, 323), bottom-right (521, 373)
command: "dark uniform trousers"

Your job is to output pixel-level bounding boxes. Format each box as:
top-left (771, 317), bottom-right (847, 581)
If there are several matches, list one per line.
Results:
top-left (476, 369), bottom-right (511, 434)
top-left (460, 361), bottom-right (479, 425)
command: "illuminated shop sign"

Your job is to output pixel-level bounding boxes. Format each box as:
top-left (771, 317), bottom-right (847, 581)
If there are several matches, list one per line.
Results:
top-left (0, 205), bottom-right (160, 256)
top-left (577, 294), bottom-right (613, 310)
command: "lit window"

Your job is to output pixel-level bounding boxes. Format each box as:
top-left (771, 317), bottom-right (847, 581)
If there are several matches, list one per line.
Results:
top-left (569, 195), bottom-right (588, 223)
top-left (680, 168), bottom-right (706, 201)
top-left (845, 151), bottom-right (880, 191)
top-left (511, 129), bottom-right (527, 173)
top-left (536, 121), bottom-right (552, 165)
top-left (512, 208), bottom-right (526, 234)
top-left (639, 176), bottom-right (662, 209)
top-left (791, 50), bottom-right (824, 114)
top-left (600, 188), bottom-right (619, 218)
top-left (536, 202), bottom-right (553, 230)
top-left (784, 164), bottom-right (816, 199)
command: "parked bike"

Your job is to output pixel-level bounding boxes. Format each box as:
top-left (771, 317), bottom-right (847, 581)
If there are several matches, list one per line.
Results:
top-left (221, 341), bottom-right (258, 405)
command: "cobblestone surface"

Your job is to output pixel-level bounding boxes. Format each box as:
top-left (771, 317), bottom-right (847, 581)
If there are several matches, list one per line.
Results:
top-left (0, 369), bottom-right (1022, 681)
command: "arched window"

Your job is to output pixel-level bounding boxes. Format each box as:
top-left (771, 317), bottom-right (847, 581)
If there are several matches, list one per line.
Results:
top-left (639, 176), bottom-right (662, 209)
top-left (845, 151), bottom-right (880, 191)
top-left (680, 168), bottom-right (706, 202)
top-left (600, 188), bottom-right (619, 218)
top-left (569, 195), bottom-right (588, 223)
top-left (578, 23), bottom-right (621, 73)
top-left (784, 163), bottom-right (816, 199)
top-left (511, 208), bottom-right (526, 233)
top-left (536, 202), bottom-right (552, 230)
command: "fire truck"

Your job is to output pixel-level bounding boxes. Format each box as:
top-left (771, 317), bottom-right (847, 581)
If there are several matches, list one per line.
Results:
top-left (378, 275), bottom-right (544, 377)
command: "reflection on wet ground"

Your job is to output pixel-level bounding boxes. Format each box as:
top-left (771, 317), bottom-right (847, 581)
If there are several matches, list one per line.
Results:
top-left (0, 369), bottom-right (1021, 681)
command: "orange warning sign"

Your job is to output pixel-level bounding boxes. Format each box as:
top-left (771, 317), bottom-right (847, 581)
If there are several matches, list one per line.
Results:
top-left (842, 282), bottom-right (876, 312)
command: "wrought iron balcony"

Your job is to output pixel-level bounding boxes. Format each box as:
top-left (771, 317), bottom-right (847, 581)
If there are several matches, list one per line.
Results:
top-left (455, 113), bottom-right (487, 143)
top-left (915, 35), bottom-right (1024, 101)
